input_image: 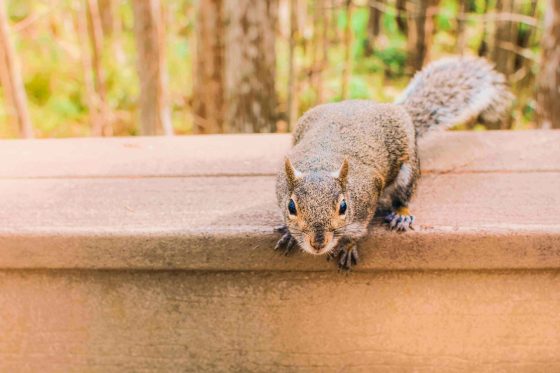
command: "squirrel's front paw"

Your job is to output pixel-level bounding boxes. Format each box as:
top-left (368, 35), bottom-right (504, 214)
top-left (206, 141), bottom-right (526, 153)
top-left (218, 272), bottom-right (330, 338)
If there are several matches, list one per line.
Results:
top-left (332, 239), bottom-right (359, 271)
top-left (385, 207), bottom-right (415, 232)
top-left (274, 227), bottom-right (298, 256)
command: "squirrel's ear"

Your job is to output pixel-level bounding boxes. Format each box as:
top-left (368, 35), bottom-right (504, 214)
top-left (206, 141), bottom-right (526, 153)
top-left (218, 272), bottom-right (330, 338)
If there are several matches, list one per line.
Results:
top-left (332, 159), bottom-right (349, 188)
top-left (285, 157), bottom-right (302, 188)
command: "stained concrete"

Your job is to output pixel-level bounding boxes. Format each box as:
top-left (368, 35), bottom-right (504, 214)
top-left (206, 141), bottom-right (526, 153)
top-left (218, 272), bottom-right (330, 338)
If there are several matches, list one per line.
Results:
top-left (1, 270), bottom-right (560, 372)
top-left (0, 131), bottom-right (559, 371)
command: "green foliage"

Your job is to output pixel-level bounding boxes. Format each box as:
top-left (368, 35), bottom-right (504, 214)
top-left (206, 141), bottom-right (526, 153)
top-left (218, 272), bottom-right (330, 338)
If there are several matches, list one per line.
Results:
top-left (351, 7), bottom-right (368, 58)
top-left (348, 77), bottom-right (371, 99)
top-left (374, 47), bottom-right (407, 76)
top-left (7, 0), bottom-right (32, 22)
top-left (25, 72), bottom-right (50, 105)
top-left (436, 0), bottom-right (457, 32)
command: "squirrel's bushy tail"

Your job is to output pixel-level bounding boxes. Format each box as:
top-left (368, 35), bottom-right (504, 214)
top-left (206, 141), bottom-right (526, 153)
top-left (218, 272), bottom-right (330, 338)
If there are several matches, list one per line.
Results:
top-left (397, 57), bottom-right (514, 137)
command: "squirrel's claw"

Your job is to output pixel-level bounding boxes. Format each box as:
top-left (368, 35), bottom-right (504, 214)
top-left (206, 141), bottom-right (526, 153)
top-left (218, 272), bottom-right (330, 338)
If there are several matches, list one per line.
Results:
top-left (385, 210), bottom-right (415, 232)
top-left (274, 232), bottom-right (298, 256)
top-left (332, 239), bottom-right (359, 271)
top-left (274, 225), bottom-right (288, 234)
top-left (338, 245), bottom-right (359, 271)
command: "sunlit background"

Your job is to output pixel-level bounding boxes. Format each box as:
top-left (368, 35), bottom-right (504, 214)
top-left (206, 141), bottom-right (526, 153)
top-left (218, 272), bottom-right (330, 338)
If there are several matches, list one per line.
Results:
top-left (0, 0), bottom-right (552, 138)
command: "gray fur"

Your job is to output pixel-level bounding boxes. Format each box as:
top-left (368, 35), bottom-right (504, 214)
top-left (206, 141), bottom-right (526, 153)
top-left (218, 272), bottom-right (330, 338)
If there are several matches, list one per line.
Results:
top-left (275, 57), bottom-right (513, 270)
top-left (398, 57), bottom-right (514, 136)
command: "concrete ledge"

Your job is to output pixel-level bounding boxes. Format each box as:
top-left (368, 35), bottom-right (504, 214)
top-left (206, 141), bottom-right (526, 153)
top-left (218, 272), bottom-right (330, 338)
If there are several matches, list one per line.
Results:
top-left (1, 130), bottom-right (559, 270)
top-left (1, 228), bottom-right (559, 271)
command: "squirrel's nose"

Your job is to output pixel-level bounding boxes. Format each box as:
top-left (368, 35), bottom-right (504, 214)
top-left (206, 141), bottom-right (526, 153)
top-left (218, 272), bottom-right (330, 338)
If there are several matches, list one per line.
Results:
top-left (311, 242), bottom-right (325, 251)
top-left (311, 232), bottom-right (328, 252)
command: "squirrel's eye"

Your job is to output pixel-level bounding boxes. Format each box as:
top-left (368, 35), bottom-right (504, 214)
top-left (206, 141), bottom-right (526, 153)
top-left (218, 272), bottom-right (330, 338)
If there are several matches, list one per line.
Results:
top-left (339, 200), bottom-right (347, 215)
top-left (288, 199), bottom-right (297, 216)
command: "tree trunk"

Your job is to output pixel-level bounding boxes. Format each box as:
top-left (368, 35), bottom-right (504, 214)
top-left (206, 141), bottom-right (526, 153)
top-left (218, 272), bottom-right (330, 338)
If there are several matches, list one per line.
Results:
top-left (86, 0), bottom-right (111, 136)
top-left (514, 0), bottom-right (537, 72)
top-left (287, 0), bottom-right (297, 130)
top-left (478, 0), bottom-right (490, 56)
top-left (98, 0), bottom-right (114, 36)
top-left (310, 0), bottom-right (320, 105)
top-left (192, 0), bottom-right (225, 134)
top-left (537, 0), bottom-right (560, 129)
top-left (311, 0), bottom-right (328, 105)
top-left (131, 0), bottom-right (173, 136)
top-left (0, 0), bottom-right (33, 138)
top-left (455, 0), bottom-right (468, 54)
top-left (406, 0), bottom-right (439, 74)
top-left (485, 0), bottom-right (517, 129)
top-left (395, 0), bottom-right (408, 35)
top-left (491, 0), bottom-right (516, 77)
top-left (317, 0), bottom-right (329, 104)
top-left (223, 0), bottom-right (277, 133)
top-left (365, 0), bottom-right (383, 56)
top-left (99, 0), bottom-right (126, 64)
top-left (330, 0), bottom-right (341, 43)
top-left (340, 0), bottom-right (353, 99)
top-left (193, 0), bottom-right (277, 133)
top-left (75, 0), bottom-right (102, 137)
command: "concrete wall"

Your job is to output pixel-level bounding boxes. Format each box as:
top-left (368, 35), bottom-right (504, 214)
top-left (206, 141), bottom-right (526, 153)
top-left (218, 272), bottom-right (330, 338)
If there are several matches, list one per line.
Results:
top-left (2, 270), bottom-right (560, 372)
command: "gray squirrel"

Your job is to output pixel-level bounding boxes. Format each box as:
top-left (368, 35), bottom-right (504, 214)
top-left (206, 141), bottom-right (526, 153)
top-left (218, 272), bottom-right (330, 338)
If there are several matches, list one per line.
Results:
top-left (274, 57), bottom-right (513, 270)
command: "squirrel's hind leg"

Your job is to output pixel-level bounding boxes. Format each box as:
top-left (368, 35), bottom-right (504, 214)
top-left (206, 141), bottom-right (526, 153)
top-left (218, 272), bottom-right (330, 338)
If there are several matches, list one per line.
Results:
top-left (382, 161), bottom-right (419, 232)
top-left (385, 208), bottom-right (415, 231)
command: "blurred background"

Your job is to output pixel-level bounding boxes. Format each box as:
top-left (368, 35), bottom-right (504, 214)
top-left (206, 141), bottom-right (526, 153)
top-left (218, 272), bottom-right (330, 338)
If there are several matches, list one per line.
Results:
top-left (0, 0), bottom-right (557, 138)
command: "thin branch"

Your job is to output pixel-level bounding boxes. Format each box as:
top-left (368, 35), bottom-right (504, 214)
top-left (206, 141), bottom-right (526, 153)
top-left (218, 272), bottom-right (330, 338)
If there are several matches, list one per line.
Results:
top-left (495, 40), bottom-right (538, 62)
top-left (365, 0), bottom-right (540, 28)
top-left (13, 0), bottom-right (61, 32)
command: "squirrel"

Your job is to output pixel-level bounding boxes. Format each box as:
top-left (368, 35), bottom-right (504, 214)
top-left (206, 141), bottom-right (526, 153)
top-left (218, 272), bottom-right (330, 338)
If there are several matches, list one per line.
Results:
top-left (274, 57), bottom-right (513, 270)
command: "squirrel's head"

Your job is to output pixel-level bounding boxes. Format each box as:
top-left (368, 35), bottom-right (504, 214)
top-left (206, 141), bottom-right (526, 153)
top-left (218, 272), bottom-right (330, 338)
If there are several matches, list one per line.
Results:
top-left (280, 158), bottom-right (351, 256)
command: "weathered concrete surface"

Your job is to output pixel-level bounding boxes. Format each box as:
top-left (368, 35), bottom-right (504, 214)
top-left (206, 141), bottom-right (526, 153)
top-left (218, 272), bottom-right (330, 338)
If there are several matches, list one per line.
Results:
top-left (0, 131), bottom-right (559, 178)
top-left (0, 131), bottom-right (559, 270)
top-left (0, 173), bottom-right (559, 270)
top-left (1, 131), bottom-right (560, 371)
top-left (1, 270), bottom-right (560, 372)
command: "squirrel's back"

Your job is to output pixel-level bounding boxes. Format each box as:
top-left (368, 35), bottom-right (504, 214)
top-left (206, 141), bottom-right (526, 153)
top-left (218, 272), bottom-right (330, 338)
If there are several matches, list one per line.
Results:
top-left (291, 100), bottom-right (414, 175)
